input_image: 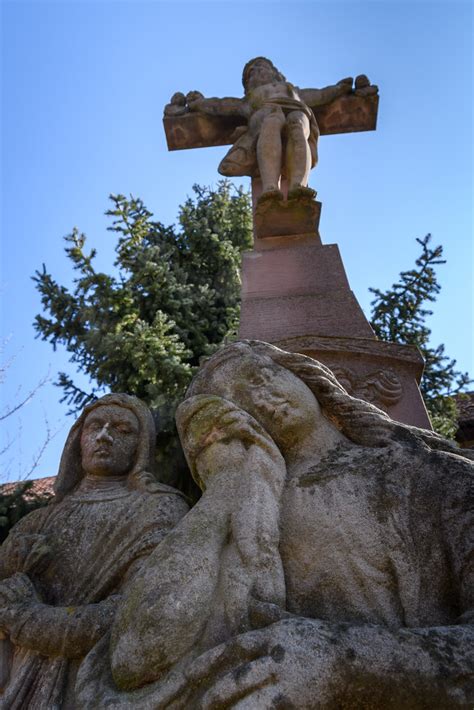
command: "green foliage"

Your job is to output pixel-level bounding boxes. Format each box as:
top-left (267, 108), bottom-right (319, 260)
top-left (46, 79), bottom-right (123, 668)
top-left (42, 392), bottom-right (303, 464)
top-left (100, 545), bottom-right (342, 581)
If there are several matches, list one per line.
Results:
top-left (33, 181), bottom-right (253, 493)
top-left (0, 482), bottom-right (52, 543)
top-left (369, 234), bottom-right (471, 437)
top-left (34, 184), bottom-right (469, 497)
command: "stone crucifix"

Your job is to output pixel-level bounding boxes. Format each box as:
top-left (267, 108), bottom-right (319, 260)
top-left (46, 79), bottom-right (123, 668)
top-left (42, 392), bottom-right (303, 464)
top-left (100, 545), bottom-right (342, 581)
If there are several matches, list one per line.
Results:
top-left (163, 57), bottom-right (379, 239)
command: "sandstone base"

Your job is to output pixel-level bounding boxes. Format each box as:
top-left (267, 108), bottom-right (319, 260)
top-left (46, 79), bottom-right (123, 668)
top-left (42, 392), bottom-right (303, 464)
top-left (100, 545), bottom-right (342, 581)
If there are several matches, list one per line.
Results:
top-left (276, 335), bottom-right (431, 429)
top-left (240, 241), bottom-right (373, 340)
top-left (254, 194), bottom-right (322, 240)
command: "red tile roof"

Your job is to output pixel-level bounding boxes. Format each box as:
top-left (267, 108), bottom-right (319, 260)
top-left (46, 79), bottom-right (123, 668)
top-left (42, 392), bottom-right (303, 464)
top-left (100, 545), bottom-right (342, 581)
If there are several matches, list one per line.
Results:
top-left (0, 476), bottom-right (55, 500)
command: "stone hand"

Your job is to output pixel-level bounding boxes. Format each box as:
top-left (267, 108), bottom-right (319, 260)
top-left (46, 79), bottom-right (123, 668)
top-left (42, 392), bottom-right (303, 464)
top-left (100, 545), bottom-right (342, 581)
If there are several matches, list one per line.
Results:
top-left (196, 411), bottom-right (285, 490)
top-left (164, 92), bottom-right (187, 116)
top-left (337, 77), bottom-right (354, 93)
top-left (0, 573), bottom-right (40, 607)
top-left (186, 619), bottom-right (338, 709)
top-left (182, 395), bottom-right (285, 478)
top-left (164, 90), bottom-right (207, 115)
top-left (354, 74), bottom-right (379, 96)
top-left (0, 573), bottom-right (41, 632)
top-left (188, 617), bottom-right (474, 708)
top-left (4, 532), bottom-right (52, 576)
top-left (186, 90), bottom-right (204, 104)
top-left (248, 598), bottom-right (292, 628)
top-left (216, 408), bottom-right (281, 453)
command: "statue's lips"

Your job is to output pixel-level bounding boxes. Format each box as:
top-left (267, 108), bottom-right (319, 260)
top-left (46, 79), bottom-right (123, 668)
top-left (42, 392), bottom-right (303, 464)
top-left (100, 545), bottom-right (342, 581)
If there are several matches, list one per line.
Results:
top-left (93, 447), bottom-right (112, 457)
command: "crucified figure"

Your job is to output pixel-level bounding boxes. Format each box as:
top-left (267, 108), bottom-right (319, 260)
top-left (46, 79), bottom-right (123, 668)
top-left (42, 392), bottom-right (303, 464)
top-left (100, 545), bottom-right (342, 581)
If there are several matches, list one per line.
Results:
top-left (164, 57), bottom-right (378, 201)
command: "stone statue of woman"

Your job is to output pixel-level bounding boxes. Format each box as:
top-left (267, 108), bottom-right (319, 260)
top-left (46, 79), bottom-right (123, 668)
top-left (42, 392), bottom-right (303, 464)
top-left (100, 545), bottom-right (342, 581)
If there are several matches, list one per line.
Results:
top-left (0, 393), bottom-right (188, 709)
top-left (77, 343), bottom-right (473, 708)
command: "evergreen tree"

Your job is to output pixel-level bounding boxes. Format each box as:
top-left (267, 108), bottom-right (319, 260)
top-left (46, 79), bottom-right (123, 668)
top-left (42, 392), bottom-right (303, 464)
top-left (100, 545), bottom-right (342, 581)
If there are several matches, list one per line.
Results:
top-left (34, 181), bottom-right (253, 493)
top-left (369, 234), bottom-right (471, 437)
top-left (34, 187), bottom-right (469, 497)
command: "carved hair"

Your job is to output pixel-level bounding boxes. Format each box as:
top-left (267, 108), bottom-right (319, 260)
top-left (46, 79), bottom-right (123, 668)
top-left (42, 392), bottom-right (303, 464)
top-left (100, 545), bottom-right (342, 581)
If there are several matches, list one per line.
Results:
top-left (242, 57), bottom-right (286, 91)
top-left (54, 393), bottom-right (159, 501)
top-left (187, 340), bottom-right (466, 456)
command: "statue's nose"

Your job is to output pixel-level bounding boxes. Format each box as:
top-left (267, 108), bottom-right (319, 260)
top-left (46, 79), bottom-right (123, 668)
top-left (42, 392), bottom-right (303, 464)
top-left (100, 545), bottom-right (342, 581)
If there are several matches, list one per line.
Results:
top-left (96, 423), bottom-right (113, 442)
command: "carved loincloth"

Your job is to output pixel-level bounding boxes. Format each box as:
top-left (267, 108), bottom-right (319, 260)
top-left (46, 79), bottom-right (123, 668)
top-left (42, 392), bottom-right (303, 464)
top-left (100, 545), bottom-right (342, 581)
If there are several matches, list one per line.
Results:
top-left (219, 93), bottom-right (319, 178)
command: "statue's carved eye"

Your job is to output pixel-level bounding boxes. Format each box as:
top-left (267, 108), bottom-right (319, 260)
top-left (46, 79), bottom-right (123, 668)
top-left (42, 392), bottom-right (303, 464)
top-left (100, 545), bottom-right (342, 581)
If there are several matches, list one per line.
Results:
top-left (86, 421), bottom-right (103, 431)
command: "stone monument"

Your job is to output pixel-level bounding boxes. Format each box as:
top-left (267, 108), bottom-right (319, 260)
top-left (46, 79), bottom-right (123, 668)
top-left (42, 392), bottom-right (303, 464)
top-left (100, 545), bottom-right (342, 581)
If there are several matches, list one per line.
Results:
top-left (3, 57), bottom-right (472, 709)
top-left (0, 394), bottom-right (188, 708)
top-left (76, 342), bottom-right (474, 707)
top-left (163, 57), bottom-right (430, 429)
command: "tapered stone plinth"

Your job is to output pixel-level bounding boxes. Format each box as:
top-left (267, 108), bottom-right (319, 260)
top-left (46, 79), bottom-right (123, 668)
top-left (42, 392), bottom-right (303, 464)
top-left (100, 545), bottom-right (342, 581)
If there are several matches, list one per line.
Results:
top-left (240, 241), bottom-right (374, 342)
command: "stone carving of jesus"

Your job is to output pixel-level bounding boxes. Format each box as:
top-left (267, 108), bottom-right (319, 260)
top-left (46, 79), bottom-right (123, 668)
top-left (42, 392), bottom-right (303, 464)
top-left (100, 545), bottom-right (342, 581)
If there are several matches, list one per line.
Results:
top-left (165, 57), bottom-right (377, 201)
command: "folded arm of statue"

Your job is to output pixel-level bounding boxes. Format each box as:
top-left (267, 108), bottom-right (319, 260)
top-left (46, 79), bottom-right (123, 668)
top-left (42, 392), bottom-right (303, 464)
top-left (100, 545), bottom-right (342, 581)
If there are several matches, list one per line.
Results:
top-left (109, 394), bottom-right (287, 692)
top-left (179, 394), bottom-right (288, 628)
top-left (164, 90), bottom-right (249, 120)
top-left (299, 74), bottom-right (378, 108)
top-left (0, 570), bottom-right (120, 659)
top-left (188, 95), bottom-right (249, 119)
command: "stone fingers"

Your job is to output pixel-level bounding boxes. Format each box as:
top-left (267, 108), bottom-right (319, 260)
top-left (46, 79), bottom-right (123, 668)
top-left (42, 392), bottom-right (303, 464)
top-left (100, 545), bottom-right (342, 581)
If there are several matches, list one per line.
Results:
top-left (186, 632), bottom-right (268, 684)
top-left (198, 656), bottom-right (277, 710)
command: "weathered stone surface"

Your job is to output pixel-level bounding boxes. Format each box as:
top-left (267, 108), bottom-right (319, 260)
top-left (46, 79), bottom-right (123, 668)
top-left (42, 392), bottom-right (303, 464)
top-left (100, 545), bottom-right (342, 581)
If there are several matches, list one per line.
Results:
top-left (163, 111), bottom-right (244, 151)
top-left (254, 191), bottom-right (321, 240)
top-left (163, 93), bottom-right (379, 150)
top-left (76, 342), bottom-right (474, 708)
top-left (164, 57), bottom-right (378, 203)
top-left (0, 393), bottom-right (188, 708)
top-left (241, 242), bottom-right (351, 299)
top-left (240, 290), bottom-right (375, 341)
top-left (240, 242), bottom-right (375, 341)
top-left (276, 334), bottom-right (432, 429)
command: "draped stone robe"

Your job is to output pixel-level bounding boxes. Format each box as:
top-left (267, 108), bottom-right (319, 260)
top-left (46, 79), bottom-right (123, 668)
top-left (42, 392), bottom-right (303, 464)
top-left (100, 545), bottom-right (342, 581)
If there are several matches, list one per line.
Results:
top-left (0, 477), bottom-right (188, 709)
top-left (76, 406), bottom-right (474, 707)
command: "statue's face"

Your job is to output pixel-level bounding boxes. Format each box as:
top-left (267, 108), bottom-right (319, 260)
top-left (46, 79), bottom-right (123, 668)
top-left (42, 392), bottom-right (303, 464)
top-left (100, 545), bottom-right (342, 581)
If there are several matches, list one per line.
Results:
top-left (206, 352), bottom-right (321, 449)
top-left (246, 61), bottom-right (280, 91)
top-left (81, 404), bottom-right (140, 477)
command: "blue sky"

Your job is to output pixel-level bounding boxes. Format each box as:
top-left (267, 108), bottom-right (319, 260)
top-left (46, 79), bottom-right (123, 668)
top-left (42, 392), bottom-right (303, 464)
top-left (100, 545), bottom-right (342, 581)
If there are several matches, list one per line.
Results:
top-left (1, 0), bottom-right (472, 482)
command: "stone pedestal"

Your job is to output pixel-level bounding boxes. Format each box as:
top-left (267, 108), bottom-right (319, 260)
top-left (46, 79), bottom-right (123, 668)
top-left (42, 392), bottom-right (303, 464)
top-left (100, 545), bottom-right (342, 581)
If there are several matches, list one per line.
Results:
top-left (238, 199), bottom-right (432, 429)
top-left (240, 240), bottom-right (374, 341)
top-left (275, 335), bottom-right (431, 429)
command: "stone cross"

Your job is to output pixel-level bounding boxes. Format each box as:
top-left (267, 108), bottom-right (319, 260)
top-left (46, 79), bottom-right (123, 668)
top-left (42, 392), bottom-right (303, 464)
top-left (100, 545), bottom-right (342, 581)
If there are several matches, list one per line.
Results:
top-left (163, 57), bottom-right (379, 239)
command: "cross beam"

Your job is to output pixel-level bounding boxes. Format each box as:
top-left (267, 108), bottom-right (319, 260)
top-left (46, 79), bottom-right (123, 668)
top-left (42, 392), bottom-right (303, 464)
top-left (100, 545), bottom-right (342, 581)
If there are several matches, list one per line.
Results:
top-left (163, 93), bottom-right (378, 152)
top-left (163, 59), bottom-right (379, 239)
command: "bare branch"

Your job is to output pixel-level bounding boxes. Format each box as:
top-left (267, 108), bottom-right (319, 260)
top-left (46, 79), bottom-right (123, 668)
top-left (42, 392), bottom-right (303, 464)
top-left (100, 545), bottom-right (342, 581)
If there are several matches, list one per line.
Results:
top-left (0, 371), bottom-right (50, 422)
top-left (20, 412), bottom-right (63, 481)
top-left (1, 338), bottom-right (58, 481)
